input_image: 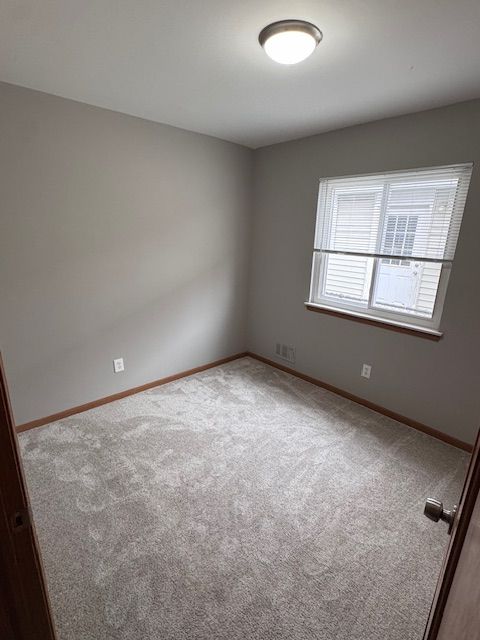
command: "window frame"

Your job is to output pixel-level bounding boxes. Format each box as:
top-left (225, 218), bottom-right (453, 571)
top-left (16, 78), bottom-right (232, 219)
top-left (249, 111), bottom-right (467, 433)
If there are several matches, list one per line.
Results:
top-left (309, 252), bottom-right (451, 331)
top-left (307, 164), bottom-right (473, 334)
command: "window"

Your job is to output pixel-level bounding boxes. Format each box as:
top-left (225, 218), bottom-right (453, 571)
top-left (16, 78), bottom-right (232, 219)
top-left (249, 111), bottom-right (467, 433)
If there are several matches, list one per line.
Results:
top-left (308, 164), bottom-right (473, 333)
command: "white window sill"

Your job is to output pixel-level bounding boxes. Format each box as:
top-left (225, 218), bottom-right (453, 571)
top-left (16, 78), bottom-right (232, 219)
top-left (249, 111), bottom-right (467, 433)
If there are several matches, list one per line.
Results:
top-left (305, 302), bottom-right (443, 341)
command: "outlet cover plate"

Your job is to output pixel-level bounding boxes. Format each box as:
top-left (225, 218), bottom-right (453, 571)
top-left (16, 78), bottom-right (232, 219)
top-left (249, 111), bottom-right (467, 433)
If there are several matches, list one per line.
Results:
top-left (361, 364), bottom-right (372, 379)
top-left (113, 358), bottom-right (125, 373)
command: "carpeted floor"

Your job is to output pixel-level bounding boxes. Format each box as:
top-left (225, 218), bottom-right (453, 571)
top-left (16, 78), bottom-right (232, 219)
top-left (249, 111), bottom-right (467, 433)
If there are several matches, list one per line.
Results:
top-left (19, 357), bottom-right (468, 640)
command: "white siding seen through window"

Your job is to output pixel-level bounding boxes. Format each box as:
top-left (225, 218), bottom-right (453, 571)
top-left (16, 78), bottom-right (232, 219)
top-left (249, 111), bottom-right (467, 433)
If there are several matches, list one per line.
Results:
top-left (308, 164), bottom-right (473, 332)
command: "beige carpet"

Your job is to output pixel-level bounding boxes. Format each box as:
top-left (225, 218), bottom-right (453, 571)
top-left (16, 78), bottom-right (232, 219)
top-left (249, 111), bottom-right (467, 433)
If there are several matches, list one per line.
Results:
top-left (19, 357), bottom-right (468, 640)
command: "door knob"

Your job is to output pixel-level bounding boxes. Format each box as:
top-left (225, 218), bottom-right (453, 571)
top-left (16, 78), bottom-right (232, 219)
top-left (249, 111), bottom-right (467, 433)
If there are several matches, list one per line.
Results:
top-left (424, 498), bottom-right (457, 534)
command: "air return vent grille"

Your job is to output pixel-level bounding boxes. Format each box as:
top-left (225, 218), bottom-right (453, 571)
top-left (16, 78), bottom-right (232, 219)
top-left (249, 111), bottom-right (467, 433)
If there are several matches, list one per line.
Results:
top-left (275, 343), bottom-right (296, 364)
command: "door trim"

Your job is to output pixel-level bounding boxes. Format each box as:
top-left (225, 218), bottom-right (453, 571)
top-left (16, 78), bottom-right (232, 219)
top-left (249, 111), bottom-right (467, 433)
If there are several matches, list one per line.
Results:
top-left (0, 353), bottom-right (57, 639)
top-left (423, 429), bottom-right (480, 639)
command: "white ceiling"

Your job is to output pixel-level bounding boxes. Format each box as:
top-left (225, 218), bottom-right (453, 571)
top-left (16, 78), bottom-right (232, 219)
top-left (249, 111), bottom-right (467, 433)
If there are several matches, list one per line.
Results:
top-left (1, 1), bottom-right (480, 148)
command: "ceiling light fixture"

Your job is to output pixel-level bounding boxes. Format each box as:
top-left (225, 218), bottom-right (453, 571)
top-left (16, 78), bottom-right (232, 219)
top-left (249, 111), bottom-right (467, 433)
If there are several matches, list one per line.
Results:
top-left (259, 20), bottom-right (322, 65)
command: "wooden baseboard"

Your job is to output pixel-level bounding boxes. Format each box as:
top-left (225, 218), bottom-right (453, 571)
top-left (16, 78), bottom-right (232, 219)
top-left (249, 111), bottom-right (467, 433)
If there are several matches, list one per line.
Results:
top-left (16, 349), bottom-right (473, 453)
top-left (246, 352), bottom-right (473, 453)
top-left (16, 352), bottom-right (248, 433)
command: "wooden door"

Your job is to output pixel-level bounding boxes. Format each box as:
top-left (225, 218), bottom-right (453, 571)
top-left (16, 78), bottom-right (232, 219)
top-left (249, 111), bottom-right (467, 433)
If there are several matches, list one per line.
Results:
top-left (423, 428), bottom-right (480, 639)
top-left (0, 353), bottom-right (57, 639)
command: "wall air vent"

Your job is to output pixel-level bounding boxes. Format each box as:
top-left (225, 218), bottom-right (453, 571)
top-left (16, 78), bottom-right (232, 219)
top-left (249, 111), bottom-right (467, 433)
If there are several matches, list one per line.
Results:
top-left (275, 343), bottom-right (296, 364)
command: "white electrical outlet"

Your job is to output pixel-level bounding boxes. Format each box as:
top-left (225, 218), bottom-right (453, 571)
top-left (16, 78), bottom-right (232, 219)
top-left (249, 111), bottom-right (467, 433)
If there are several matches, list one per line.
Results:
top-left (113, 358), bottom-right (125, 373)
top-left (361, 364), bottom-right (372, 379)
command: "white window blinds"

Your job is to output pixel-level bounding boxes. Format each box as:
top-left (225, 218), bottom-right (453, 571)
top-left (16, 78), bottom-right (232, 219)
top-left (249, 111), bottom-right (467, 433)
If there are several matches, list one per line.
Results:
top-left (309, 163), bottom-right (473, 330)
top-left (314, 164), bottom-right (473, 262)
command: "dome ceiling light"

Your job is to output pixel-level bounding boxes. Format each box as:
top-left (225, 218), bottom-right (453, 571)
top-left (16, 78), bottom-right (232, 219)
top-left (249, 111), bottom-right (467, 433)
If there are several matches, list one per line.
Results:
top-left (259, 20), bottom-right (322, 65)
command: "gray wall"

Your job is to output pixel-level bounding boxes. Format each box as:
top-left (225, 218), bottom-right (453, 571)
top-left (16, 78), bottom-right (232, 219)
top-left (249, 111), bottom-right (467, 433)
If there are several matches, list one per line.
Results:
top-left (247, 100), bottom-right (480, 445)
top-left (0, 82), bottom-right (252, 425)
top-left (2, 81), bottom-right (479, 445)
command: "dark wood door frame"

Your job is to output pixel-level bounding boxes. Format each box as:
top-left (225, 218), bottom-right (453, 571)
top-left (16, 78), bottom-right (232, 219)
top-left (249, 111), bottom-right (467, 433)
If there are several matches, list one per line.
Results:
top-left (0, 353), bottom-right (56, 639)
top-left (423, 428), bottom-right (480, 639)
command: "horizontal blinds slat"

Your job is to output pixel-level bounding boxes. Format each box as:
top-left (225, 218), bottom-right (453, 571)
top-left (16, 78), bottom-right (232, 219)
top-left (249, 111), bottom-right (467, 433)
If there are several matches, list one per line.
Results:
top-left (315, 163), bottom-right (472, 261)
top-left (314, 248), bottom-right (451, 264)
